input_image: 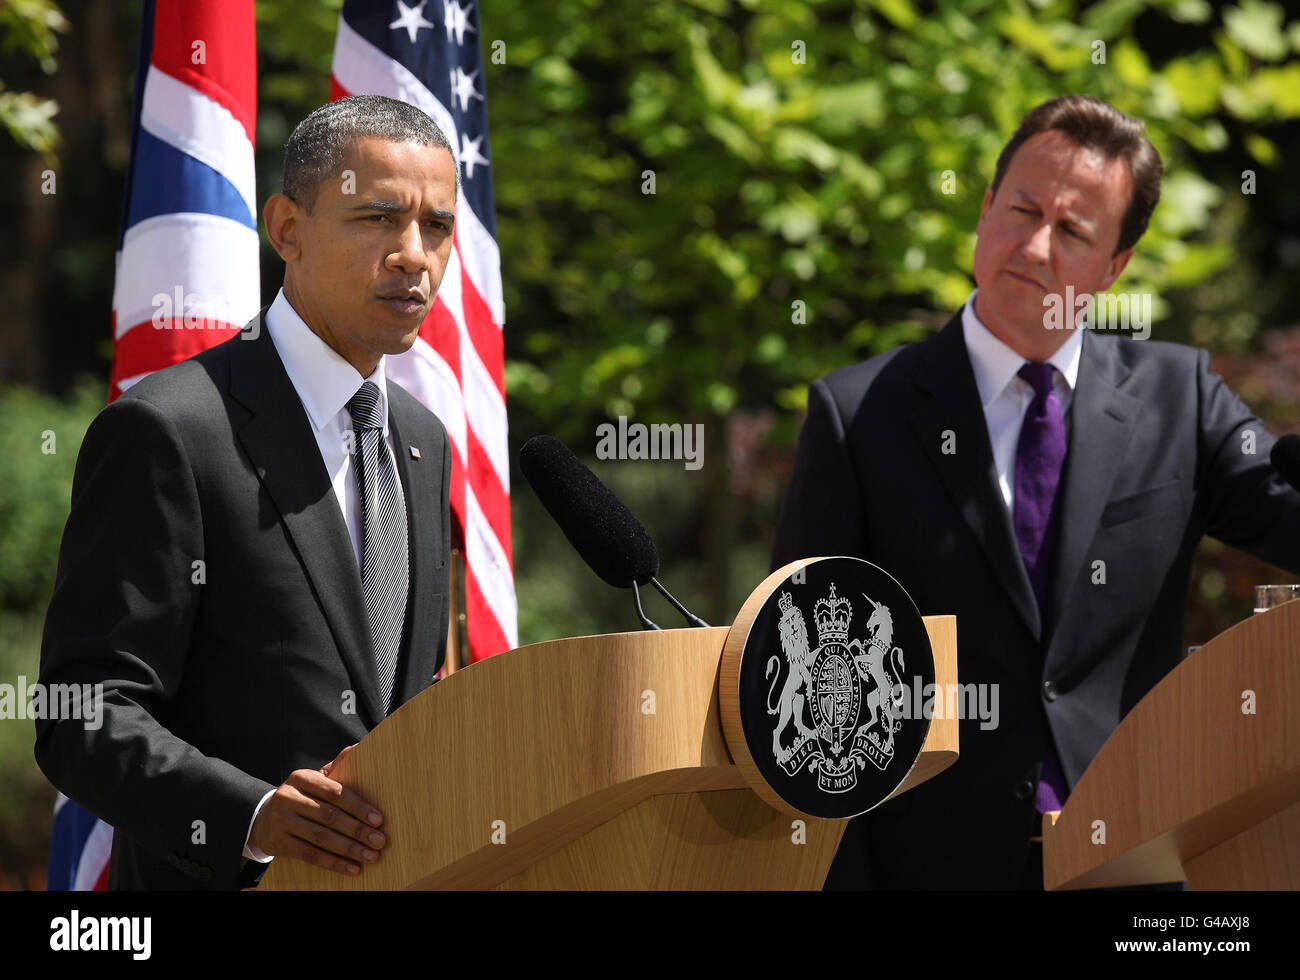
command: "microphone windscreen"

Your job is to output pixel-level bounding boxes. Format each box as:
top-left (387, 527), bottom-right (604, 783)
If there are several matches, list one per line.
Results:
top-left (1271, 433), bottom-right (1300, 491)
top-left (519, 435), bottom-right (660, 587)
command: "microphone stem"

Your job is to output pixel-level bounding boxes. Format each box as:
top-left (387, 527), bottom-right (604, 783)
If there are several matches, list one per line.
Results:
top-left (649, 577), bottom-right (711, 628)
top-left (631, 581), bottom-right (661, 631)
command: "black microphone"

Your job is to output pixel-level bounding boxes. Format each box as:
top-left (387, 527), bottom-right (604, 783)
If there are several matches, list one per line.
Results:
top-left (519, 435), bottom-right (659, 587)
top-left (1272, 434), bottom-right (1300, 492)
top-left (519, 435), bottom-right (710, 630)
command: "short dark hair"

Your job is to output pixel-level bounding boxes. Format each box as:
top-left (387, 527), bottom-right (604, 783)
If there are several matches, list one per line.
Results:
top-left (990, 95), bottom-right (1162, 255)
top-left (281, 95), bottom-right (459, 211)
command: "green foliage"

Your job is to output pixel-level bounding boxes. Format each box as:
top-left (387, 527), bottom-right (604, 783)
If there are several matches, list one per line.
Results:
top-left (0, 380), bottom-right (102, 612)
top-left (239, 0), bottom-right (1300, 432)
top-left (0, 606), bottom-right (55, 888)
top-left (255, 0), bottom-right (343, 108)
top-left (477, 0), bottom-right (1299, 436)
top-left (0, 379), bottom-right (100, 886)
top-left (0, 0), bottom-right (65, 71)
top-left (0, 87), bottom-right (59, 154)
top-left (0, 0), bottom-right (66, 154)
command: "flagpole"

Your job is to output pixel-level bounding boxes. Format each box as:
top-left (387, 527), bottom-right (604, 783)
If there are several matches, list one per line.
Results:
top-left (444, 547), bottom-right (462, 674)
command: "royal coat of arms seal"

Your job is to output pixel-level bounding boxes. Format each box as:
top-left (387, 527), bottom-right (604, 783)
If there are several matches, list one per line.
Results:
top-left (722, 556), bottom-right (935, 819)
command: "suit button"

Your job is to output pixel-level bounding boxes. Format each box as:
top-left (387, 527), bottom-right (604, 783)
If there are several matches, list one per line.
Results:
top-left (1043, 680), bottom-right (1058, 701)
top-left (1014, 779), bottom-right (1035, 800)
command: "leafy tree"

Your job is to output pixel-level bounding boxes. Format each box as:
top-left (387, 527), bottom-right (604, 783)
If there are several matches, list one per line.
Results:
top-left (0, 0), bottom-right (66, 155)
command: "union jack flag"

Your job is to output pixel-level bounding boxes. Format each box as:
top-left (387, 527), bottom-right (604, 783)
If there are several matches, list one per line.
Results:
top-left (108, 0), bottom-right (259, 398)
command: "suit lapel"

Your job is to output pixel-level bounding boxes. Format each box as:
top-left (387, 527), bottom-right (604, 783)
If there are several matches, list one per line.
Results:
top-left (1048, 331), bottom-right (1140, 642)
top-left (909, 313), bottom-right (1041, 640)
top-left (228, 314), bottom-right (385, 728)
top-left (388, 399), bottom-right (440, 707)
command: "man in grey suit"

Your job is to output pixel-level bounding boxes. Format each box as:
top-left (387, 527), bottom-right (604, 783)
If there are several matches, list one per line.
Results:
top-left (36, 95), bottom-right (456, 889)
top-left (772, 95), bottom-right (1300, 889)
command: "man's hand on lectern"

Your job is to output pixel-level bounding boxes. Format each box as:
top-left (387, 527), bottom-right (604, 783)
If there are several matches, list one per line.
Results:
top-left (247, 743), bottom-right (387, 875)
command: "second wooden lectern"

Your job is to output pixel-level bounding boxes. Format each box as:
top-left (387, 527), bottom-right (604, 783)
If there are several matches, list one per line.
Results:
top-left (1043, 599), bottom-right (1300, 890)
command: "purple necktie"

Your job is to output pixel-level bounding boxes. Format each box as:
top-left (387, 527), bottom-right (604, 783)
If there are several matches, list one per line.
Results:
top-left (1013, 361), bottom-right (1069, 813)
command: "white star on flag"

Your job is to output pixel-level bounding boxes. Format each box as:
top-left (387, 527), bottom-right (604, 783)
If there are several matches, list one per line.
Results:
top-left (444, 0), bottom-right (476, 46)
top-left (449, 66), bottom-right (484, 112)
top-left (390, 0), bottom-right (436, 43)
top-left (459, 131), bottom-right (489, 178)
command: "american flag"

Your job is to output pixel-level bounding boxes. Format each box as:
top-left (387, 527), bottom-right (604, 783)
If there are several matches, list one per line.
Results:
top-left (330, 0), bottom-right (518, 663)
top-left (50, 0), bottom-right (259, 890)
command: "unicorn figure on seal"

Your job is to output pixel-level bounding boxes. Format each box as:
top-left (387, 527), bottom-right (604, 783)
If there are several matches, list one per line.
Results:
top-left (852, 593), bottom-right (907, 750)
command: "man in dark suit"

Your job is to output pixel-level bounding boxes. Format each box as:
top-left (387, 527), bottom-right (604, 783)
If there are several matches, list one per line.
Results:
top-left (772, 95), bottom-right (1300, 889)
top-left (36, 95), bottom-right (457, 889)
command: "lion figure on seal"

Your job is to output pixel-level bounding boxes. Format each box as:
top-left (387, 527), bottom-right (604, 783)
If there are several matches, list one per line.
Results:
top-left (767, 592), bottom-right (816, 761)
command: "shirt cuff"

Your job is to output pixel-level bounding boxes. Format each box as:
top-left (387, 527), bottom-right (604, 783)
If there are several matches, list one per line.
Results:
top-left (242, 788), bottom-right (277, 863)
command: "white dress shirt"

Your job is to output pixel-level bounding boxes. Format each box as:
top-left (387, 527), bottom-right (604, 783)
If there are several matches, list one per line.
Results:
top-left (960, 289), bottom-right (1082, 511)
top-left (242, 288), bottom-right (404, 865)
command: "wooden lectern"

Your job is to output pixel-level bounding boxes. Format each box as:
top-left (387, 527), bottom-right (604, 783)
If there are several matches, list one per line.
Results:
top-left (258, 567), bottom-right (958, 890)
top-left (1043, 599), bottom-right (1300, 890)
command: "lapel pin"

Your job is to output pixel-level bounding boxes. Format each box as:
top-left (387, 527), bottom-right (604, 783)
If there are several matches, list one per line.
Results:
top-left (410, 446), bottom-right (422, 459)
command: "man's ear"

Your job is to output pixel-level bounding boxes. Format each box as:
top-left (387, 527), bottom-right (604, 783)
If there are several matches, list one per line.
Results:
top-left (1100, 246), bottom-right (1133, 291)
top-left (264, 193), bottom-right (304, 262)
top-left (976, 185), bottom-right (994, 231)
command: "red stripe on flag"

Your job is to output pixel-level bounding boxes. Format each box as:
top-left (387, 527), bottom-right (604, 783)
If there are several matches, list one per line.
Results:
top-left (464, 427), bottom-right (512, 570)
top-left (464, 567), bottom-right (510, 663)
top-left (418, 298), bottom-right (468, 528)
top-left (425, 300), bottom-right (512, 570)
top-left (421, 298), bottom-right (461, 380)
top-left (423, 298), bottom-right (511, 571)
top-left (456, 239), bottom-right (505, 395)
top-left (150, 0), bottom-right (257, 143)
top-left (109, 318), bottom-right (243, 402)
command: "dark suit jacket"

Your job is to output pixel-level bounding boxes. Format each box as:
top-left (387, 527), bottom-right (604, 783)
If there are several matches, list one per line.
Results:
top-left (772, 311), bottom-right (1300, 889)
top-left (35, 311), bottom-right (452, 890)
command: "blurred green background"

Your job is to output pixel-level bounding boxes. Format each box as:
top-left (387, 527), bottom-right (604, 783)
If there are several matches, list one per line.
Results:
top-left (2, 0), bottom-right (1298, 887)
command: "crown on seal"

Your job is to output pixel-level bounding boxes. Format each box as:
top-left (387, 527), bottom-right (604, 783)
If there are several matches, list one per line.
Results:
top-left (814, 583), bottom-right (851, 643)
top-left (778, 590), bottom-right (801, 627)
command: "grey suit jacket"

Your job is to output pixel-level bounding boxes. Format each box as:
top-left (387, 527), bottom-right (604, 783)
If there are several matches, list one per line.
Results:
top-left (35, 311), bottom-right (452, 889)
top-left (772, 311), bottom-right (1300, 888)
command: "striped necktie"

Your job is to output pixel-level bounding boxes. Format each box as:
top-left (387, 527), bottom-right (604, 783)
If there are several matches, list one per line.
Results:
top-left (348, 380), bottom-right (409, 712)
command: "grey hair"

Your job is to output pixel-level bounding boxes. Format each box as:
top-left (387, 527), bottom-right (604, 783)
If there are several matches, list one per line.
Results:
top-left (281, 94), bottom-right (460, 211)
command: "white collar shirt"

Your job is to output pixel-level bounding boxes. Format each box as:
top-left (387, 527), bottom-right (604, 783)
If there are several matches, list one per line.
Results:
top-left (264, 287), bottom-right (402, 569)
top-left (960, 288), bottom-right (1082, 511)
